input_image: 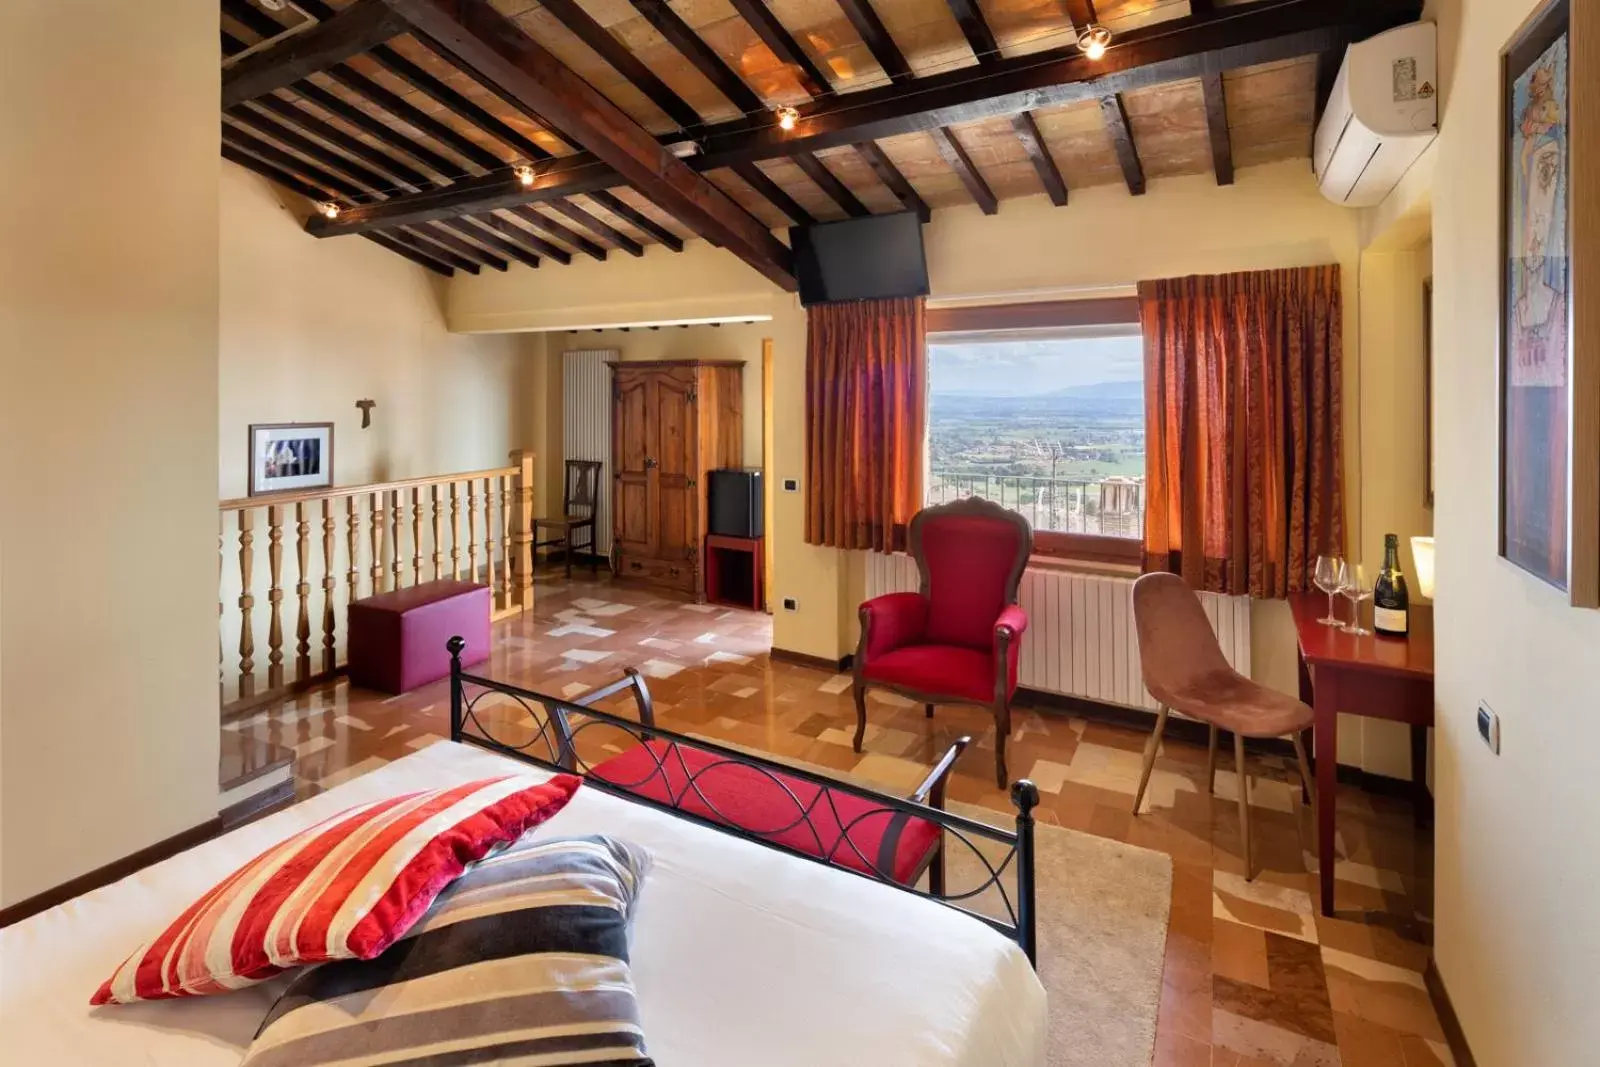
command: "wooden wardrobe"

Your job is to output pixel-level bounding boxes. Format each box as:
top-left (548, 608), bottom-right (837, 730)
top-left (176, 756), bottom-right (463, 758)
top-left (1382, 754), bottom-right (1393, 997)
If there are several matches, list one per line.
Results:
top-left (610, 360), bottom-right (743, 599)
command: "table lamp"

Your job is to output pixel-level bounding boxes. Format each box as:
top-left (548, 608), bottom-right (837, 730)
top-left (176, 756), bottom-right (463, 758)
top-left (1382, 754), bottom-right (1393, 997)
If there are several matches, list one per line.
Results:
top-left (1411, 536), bottom-right (1435, 600)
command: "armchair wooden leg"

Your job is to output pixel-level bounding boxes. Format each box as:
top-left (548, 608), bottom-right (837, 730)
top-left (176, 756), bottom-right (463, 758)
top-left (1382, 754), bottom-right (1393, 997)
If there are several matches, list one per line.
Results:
top-left (924, 703), bottom-right (934, 719)
top-left (1205, 724), bottom-right (1219, 795)
top-left (1234, 732), bottom-right (1254, 881)
top-left (563, 524), bottom-right (573, 579)
top-left (992, 700), bottom-right (1011, 789)
top-left (851, 679), bottom-right (868, 753)
top-left (1292, 732), bottom-right (1316, 816)
top-left (1133, 704), bottom-right (1170, 815)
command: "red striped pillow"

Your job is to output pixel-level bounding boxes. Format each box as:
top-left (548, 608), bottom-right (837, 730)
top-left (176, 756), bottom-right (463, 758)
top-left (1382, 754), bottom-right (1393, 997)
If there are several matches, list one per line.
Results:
top-left (91, 773), bottom-right (580, 1005)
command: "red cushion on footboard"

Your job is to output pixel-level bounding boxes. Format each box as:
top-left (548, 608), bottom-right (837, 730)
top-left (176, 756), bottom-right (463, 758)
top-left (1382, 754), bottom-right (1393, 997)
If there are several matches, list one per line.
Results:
top-left (347, 580), bottom-right (490, 694)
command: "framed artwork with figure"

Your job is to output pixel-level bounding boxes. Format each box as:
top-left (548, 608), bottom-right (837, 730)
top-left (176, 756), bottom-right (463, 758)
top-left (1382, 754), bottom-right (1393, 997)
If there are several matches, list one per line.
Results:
top-left (249, 422), bottom-right (334, 496)
top-left (1498, 0), bottom-right (1572, 592)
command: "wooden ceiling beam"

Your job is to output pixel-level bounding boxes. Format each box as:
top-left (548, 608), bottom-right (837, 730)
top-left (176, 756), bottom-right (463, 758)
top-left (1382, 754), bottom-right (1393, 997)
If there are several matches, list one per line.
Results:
top-left (289, 81), bottom-right (464, 176)
top-left (1060, 0), bottom-right (1098, 32)
top-left (946, 0), bottom-right (1000, 63)
top-left (1011, 110), bottom-right (1068, 206)
top-left (292, 0), bottom-right (556, 161)
top-left (855, 142), bottom-right (930, 222)
top-left (1314, 47), bottom-right (1342, 126)
top-left (306, 0), bottom-right (1418, 235)
top-left (930, 127), bottom-right (997, 214)
top-left (473, 211), bottom-right (573, 264)
top-left (793, 153), bottom-right (870, 217)
top-left (1199, 68), bottom-right (1234, 185)
top-left (364, 0), bottom-right (795, 290)
top-left (321, 64), bottom-right (505, 172)
top-left (221, 142), bottom-right (455, 275)
top-left (537, 0), bottom-right (702, 131)
top-left (405, 223), bottom-right (508, 271)
top-left (1100, 93), bottom-right (1146, 195)
top-left (244, 95), bottom-right (431, 189)
top-left (221, 0), bottom-right (290, 41)
top-left (726, 0), bottom-right (832, 98)
top-left (835, 0), bottom-right (913, 82)
top-left (222, 1), bottom-right (409, 108)
top-left (547, 199), bottom-right (646, 257)
top-left (391, 227), bottom-right (483, 272)
top-left (731, 162), bottom-right (815, 226)
top-left (629, 0), bottom-right (766, 115)
top-left (587, 191), bottom-right (686, 252)
top-left (508, 206), bottom-right (608, 261)
top-left (446, 216), bottom-right (542, 268)
top-left (226, 107), bottom-right (396, 194)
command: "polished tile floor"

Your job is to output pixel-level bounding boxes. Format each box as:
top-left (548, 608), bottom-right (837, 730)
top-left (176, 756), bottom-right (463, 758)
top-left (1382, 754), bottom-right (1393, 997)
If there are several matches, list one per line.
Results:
top-left (227, 572), bottom-right (1447, 1067)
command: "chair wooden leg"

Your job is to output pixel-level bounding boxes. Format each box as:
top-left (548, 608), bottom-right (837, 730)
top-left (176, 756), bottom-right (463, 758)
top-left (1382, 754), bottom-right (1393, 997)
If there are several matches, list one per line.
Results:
top-left (1205, 724), bottom-right (1219, 795)
top-left (1133, 704), bottom-right (1169, 815)
top-left (563, 524), bottom-right (573, 579)
top-left (929, 842), bottom-right (946, 898)
top-left (925, 703), bottom-right (935, 719)
top-left (1234, 732), bottom-right (1254, 881)
top-left (993, 700), bottom-right (1011, 789)
top-left (1292, 733), bottom-right (1316, 815)
top-left (851, 679), bottom-right (868, 753)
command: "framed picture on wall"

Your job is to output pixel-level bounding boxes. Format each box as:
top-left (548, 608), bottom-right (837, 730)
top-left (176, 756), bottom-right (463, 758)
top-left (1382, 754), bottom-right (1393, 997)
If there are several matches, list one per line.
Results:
top-left (249, 422), bottom-right (334, 496)
top-left (1423, 277), bottom-right (1434, 509)
top-left (1498, 0), bottom-right (1571, 591)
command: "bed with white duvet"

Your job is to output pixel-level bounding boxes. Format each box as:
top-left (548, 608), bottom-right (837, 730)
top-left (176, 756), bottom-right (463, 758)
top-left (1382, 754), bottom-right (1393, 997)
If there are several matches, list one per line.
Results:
top-left (0, 739), bottom-right (1047, 1066)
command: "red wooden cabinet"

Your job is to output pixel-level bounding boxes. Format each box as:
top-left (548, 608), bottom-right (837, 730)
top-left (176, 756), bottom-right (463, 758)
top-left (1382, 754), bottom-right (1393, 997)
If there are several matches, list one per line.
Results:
top-left (704, 534), bottom-right (764, 611)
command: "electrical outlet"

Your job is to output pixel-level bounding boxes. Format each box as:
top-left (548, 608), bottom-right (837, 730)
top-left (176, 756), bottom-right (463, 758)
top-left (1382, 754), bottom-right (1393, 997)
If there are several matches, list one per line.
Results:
top-left (1477, 701), bottom-right (1501, 754)
top-left (782, 597), bottom-right (799, 611)
top-left (782, 478), bottom-right (799, 493)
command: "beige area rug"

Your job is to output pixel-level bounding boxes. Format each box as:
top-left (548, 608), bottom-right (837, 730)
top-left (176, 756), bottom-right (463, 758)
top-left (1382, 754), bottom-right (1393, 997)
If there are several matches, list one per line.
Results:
top-left (729, 746), bottom-right (1174, 1067)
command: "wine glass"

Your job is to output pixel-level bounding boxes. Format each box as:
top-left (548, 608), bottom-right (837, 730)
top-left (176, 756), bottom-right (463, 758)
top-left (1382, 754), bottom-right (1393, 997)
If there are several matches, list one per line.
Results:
top-left (1339, 562), bottom-right (1373, 636)
top-left (1313, 555), bottom-right (1342, 625)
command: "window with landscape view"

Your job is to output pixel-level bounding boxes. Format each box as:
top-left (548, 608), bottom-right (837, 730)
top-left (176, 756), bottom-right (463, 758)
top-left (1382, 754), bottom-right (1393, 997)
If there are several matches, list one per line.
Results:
top-left (927, 315), bottom-right (1145, 559)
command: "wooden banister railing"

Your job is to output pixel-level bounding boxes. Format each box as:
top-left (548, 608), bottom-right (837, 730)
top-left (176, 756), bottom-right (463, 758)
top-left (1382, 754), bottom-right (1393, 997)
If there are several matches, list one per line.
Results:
top-left (219, 450), bottom-right (535, 717)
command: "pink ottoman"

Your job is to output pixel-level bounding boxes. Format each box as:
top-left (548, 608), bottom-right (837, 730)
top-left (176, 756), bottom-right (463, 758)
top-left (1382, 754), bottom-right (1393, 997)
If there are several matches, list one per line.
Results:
top-left (348, 580), bottom-right (490, 694)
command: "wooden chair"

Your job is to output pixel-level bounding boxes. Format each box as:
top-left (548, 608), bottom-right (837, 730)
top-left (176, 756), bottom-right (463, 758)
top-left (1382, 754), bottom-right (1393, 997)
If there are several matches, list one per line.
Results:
top-left (534, 459), bottom-right (602, 578)
top-left (852, 498), bottom-right (1032, 789)
top-left (1130, 572), bottom-right (1315, 880)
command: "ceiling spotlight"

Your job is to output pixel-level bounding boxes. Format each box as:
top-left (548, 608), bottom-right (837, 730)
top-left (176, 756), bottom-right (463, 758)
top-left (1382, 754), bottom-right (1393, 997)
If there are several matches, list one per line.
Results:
top-left (775, 105), bottom-right (800, 131)
top-left (514, 163), bottom-right (537, 187)
top-left (1077, 24), bottom-right (1112, 61)
top-left (667, 140), bottom-right (702, 159)
top-left (318, 201), bottom-right (340, 219)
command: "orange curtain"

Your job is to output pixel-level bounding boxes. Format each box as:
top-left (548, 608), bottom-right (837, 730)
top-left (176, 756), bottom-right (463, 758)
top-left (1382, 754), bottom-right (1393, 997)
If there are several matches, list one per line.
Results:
top-left (1140, 266), bottom-right (1345, 597)
top-left (805, 296), bottom-right (926, 552)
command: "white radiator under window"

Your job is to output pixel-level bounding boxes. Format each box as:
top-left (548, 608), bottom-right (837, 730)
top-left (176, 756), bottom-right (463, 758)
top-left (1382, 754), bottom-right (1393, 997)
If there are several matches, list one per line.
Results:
top-left (864, 553), bottom-right (1251, 711)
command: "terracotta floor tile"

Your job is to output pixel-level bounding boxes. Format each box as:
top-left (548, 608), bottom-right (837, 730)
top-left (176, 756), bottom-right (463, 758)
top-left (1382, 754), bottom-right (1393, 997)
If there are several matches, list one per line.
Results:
top-left (234, 571), bottom-right (1441, 1067)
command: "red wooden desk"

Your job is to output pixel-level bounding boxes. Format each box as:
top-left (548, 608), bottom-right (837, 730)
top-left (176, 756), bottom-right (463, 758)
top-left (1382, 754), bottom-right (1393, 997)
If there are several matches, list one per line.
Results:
top-left (1288, 593), bottom-right (1434, 917)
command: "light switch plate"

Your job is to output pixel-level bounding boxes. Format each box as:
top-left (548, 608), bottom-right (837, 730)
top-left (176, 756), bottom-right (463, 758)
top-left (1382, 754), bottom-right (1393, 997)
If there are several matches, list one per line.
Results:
top-left (1477, 702), bottom-right (1500, 754)
top-left (782, 597), bottom-right (799, 611)
top-left (782, 478), bottom-right (799, 492)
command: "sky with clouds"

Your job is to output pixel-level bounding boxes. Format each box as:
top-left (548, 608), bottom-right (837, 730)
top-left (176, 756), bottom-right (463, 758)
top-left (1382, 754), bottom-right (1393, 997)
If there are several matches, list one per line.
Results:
top-left (929, 334), bottom-right (1143, 396)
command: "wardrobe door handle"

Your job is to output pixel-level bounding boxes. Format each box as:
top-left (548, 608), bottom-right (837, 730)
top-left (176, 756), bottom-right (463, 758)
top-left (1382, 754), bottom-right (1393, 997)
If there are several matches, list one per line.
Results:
top-left (644, 457), bottom-right (658, 469)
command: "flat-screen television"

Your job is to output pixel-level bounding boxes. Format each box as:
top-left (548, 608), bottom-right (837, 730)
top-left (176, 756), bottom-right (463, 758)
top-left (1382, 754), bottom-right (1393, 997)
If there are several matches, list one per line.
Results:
top-left (790, 211), bottom-right (929, 307)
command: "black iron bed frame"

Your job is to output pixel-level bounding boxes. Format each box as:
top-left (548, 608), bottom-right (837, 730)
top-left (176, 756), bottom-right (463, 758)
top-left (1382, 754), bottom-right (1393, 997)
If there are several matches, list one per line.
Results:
top-left (447, 638), bottom-right (1040, 965)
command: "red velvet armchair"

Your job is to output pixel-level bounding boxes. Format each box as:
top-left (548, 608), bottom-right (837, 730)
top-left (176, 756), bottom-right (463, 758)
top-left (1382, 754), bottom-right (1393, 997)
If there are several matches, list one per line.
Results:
top-left (852, 498), bottom-right (1032, 788)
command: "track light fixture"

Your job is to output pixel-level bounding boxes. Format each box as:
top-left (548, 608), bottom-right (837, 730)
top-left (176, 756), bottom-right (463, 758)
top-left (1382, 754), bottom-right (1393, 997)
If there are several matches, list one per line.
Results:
top-left (1077, 24), bottom-right (1112, 61)
top-left (774, 105), bottom-right (800, 131)
top-left (318, 201), bottom-right (340, 219)
top-left (514, 163), bottom-right (537, 187)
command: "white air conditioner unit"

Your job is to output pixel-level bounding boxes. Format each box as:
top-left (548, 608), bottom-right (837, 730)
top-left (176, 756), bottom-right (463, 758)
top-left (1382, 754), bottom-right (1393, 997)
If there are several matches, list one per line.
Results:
top-left (1313, 21), bottom-right (1438, 208)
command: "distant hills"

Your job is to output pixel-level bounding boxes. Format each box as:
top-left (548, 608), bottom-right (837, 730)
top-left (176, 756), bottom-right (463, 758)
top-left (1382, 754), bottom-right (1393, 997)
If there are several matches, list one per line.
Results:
top-left (1044, 380), bottom-right (1142, 401)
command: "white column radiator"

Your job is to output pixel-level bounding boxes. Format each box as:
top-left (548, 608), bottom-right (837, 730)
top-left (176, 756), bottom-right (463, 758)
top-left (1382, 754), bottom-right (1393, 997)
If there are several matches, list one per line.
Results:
top-left (562, 348), bottom-right (617, 557)
top-left (863, 553), bottom-right (1251, 712)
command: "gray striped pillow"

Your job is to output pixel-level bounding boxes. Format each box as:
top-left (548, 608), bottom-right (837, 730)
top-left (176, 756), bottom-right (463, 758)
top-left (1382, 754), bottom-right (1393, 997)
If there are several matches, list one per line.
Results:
top-left (242, 834), bottom-right (653, 1067)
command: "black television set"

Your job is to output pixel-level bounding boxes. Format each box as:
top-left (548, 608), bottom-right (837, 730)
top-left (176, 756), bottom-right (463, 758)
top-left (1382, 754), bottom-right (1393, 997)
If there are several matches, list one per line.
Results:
top-left (790, 211), bottom-right (929, 307)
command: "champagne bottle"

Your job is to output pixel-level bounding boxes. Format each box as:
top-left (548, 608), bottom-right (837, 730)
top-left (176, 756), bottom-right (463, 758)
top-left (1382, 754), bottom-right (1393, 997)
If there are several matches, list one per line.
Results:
top-left (1373, 533), bottom-right (1410, 637)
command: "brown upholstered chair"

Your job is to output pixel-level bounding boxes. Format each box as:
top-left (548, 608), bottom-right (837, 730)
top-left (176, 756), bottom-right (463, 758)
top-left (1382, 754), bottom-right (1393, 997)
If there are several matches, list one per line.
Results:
top-left (1130, 572), bottom-right (1315, 880)
top-left (534, 459), bottom-right (602, 578)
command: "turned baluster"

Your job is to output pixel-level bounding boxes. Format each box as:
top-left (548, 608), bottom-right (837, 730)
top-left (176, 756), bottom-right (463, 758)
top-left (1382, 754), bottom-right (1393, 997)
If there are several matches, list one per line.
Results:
top-left (512, 450), bottom-right (536, 611)
top-left (294, 502), bottom-right (311, 683)
top-left (389, 490), bottom-right (403, 591)
top-left (482, 477), bottom-right (496, 591)
top-left (499, 473), bottom-right (513, 611)
top-left (237, 509), bottom-right (256, 700)
top-left (467, 480), bottom-right (480, 583)
top-left (369, 492), bottom-right (384, 594)
top-left (266, 505), bottom-right (285, 691)
top-left (346, 496), bottom-right (360, 606)
top-left (449, 481), bottom-right (462, 579)
top-left (411, 487), bottom-right (424, 585)
top-left (322, 499), bottom-right (337, 674)
top-left (431, 484), bottom-right (444, 580)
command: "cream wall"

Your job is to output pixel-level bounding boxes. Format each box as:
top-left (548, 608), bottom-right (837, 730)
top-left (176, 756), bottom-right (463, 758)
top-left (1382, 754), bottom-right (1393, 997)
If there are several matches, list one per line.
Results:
top-left (0, 1), bottom-right (221, 904)
top-left (221, 161), bottom-right (530, 498)
top-left (450, 157), bottom-right (1432, 772)
top-left (1425, 0), bottom-right (1600, 1061)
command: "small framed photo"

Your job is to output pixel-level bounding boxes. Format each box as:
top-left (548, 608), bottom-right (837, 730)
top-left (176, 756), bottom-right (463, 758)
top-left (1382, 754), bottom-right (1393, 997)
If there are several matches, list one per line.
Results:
top-left (249, 423), bottom-right (334, 496)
